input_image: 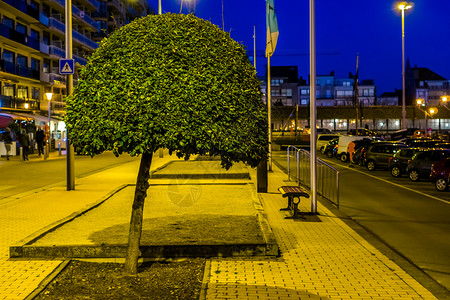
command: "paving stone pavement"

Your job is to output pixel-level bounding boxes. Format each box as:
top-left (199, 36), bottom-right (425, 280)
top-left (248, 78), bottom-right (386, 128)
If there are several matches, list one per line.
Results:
top-left (0, 152), bottom-right (441, 299)
top-left (205, 165), bottom-right (438, 300)
top-left (0, 151), bottom-right (173, 300)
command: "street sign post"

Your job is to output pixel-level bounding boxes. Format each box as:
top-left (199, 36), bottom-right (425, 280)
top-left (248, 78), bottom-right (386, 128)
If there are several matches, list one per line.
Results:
top-left (59, 59), bottom-right (74, 75)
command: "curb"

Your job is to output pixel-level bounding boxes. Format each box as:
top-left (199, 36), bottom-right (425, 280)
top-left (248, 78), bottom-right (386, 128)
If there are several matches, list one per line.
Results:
top-left (24, 260), bottom-right (71, 300)
top-left (10, 184), bottom-right (131, 258)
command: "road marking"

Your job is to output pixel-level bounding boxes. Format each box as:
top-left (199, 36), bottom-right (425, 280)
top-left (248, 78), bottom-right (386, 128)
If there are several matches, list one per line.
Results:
top-left (322, 158), bottom-right (450, 206)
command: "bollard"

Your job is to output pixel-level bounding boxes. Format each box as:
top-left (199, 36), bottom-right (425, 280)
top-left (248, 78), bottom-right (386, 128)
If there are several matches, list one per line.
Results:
top-left (159, 148), bottom-right (163, 158)
top-left (58, 143), bottom-right (61, 156)
top-left (257, 159), bottom-right (268, 193)
top-left (20, 147), bottom-right (23, 162)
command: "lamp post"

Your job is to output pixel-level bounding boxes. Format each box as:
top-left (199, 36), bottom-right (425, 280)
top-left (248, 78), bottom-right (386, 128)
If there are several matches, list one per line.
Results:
top-left (65, 0), bottom-right (75, 190)
top-left (398, 1), bottom-right (413, 130)
top-left (416, 99), bottom-right (437, 136)
top-left (158, 0), bottom-right (161, 14)
top-left (441, 95), bottom-right (450, 111)
top-left (45, 92), bottom-right (53, 159)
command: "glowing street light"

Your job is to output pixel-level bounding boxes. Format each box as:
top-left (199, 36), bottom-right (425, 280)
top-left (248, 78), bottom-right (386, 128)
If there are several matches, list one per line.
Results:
top-left (398, 1), bottom-right (413, 130)
top-left (416, 98), bottom-right (437, 134)
top-left (441, 95), bottom-right (450, 111)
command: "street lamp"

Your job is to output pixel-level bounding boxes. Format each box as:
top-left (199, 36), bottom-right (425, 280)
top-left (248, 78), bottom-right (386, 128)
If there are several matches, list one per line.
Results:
top-left (46, 92), bottom-right (53, 137)
top-left (416, 99), bottom-right (437, 135)
top-left (441, 95), bottom-right (450, 111)
top-left (398, 1), bottom-right (413, 130)
top-left (45, 92), bottom-right (53, 159)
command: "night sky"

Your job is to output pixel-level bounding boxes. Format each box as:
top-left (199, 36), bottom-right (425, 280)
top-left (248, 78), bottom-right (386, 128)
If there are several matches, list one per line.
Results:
top-left (154, 0), bottom-right (450, 96)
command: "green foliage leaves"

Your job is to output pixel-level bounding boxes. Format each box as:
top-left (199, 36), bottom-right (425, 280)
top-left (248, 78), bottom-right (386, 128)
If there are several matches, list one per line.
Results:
top-left (66, 13), bottom-right (268, 169)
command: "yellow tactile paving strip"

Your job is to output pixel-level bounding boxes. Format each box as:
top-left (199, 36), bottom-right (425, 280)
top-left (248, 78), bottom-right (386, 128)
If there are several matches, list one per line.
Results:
top-left (206, 166), bottom-right (437, 300)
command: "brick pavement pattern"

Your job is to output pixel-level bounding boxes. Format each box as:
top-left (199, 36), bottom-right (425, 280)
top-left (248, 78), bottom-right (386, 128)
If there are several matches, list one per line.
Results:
top-left (0, 152), bottom-right (439, 299)
top-left (0, 152), bottom-right (172, 300)
top-left (205, 166), bottom-right (437, 300)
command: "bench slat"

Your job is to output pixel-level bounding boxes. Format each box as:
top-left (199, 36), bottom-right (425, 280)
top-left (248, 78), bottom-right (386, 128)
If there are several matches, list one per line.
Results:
top-left (278, 186), bottom-right (310, 198)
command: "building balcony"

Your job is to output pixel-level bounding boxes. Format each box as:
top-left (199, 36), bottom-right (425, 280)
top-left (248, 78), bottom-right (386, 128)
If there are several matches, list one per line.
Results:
top-left (2, 0), bottom-right (39, 21)
top-left (0, 95), bottom-right (38, 110)
top-left (107, 0), bottom-right (124, 15)
top-left (49, 44), bottom-right (66, 58)
top-left (0, 60), bottom-right (40, 80)
top-left (49, 0), bottom-right (99, 31)
top-left (49, 73), bottom-right (66, 87)
top-left (92, 8), bottom-right (108, 20)
top-left (74, 54), bottom-right (87, 66)
top-left (0, 23), bottom-right (39, 50)
top-left (48, 17), bottom-right (99, 50)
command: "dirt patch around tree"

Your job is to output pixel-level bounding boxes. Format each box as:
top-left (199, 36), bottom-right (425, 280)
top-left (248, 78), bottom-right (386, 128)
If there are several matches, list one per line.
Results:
top-left (35, 259), bottom-right (206, 299)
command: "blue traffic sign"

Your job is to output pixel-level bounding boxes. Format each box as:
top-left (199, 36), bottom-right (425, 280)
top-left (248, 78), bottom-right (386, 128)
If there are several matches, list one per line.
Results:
top-left (59, 59), bottom-right (75, 75)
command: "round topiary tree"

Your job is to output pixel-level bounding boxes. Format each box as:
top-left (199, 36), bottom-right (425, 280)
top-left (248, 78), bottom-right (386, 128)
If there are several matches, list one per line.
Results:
top-left (65, 13), bottom-right (268, 274)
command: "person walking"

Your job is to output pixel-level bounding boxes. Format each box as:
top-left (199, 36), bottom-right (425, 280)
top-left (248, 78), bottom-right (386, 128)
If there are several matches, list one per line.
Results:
top-left (2, 127), bottom-right (13, 160)
top-left (35, 127), bottom-right (45, 157)
top-left (18, 129), bottom-right (30, 161)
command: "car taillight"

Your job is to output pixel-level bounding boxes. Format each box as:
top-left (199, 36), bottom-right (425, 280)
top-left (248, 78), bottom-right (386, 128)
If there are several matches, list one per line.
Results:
top-left (334, 145), bottom-right (338, 148)
top-left (407, 159), bottom-right (410, 164)
top-left (389, 157), bottom-right (392, 163)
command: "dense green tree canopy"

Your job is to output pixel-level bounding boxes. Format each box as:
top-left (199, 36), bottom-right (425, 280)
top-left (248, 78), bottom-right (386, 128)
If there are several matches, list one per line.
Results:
top-left (66, 13), bottom-right (268, 168)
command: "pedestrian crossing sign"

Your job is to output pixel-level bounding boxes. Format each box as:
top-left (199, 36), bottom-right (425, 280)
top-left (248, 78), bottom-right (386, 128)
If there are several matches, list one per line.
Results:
top-left (59, 59), bottom-right (75, 75)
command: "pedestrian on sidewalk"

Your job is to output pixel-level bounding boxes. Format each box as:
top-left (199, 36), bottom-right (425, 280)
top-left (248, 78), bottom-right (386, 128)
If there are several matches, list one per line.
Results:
top-left (1, 127), bottom-right (12, 160)
top-left (35, 126), bottom-right (45, 157)
top-left (18, 129), bottom-right (30, 161)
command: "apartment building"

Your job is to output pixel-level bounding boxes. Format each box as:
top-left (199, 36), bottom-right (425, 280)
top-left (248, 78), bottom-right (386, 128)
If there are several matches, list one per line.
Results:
top-left (406, 62), bottom-right (449, 107)
top-left (298, 71), bottom-right (375, 107)
top-left (261, 66), bottom-right (300, 107)
top-left (0, 0), bottom-right (148, 117)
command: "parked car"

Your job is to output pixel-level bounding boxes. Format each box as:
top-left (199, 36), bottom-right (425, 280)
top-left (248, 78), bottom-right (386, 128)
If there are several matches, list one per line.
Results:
top-left (406, 148), bottom-right (450, 181)
top-left (389, 128), bottom-right (420, 141)
top-left (322, 138), bottom-right (339, 158)
top-left (388, 147), bottom-right (425, 177)
top-left (350, 139), bottom-right (374, 165)
top-left (430, 158), bottom-right (450, 191)
top-left (336, 135), bottom-right (371, 162)
top-left (398, 137), bottom-right (432, 145)
top-left (347, 128), bottom-right (378, 136)
top-left (364, 142), bottom-right (408, 171)
top-left (406, 139), bottom-right (445, 148)
top-left (317, 134), bottom-right (340, 153)
top-left (434, 142), bottom-right (450, 148)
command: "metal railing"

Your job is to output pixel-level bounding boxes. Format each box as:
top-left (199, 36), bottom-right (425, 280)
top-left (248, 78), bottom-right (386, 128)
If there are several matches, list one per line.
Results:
top-left (287, 145), bottom-right (340, 208)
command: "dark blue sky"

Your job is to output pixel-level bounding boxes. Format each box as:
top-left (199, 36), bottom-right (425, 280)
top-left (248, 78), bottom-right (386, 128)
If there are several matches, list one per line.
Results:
top-left (154, 1), bottom-right (450, 96)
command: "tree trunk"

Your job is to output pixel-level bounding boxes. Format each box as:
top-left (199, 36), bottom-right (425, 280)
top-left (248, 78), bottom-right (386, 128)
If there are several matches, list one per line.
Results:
top-left (124, 152), bottom-right (153, 274)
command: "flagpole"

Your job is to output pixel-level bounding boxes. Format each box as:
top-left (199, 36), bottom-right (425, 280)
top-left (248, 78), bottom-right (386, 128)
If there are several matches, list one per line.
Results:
top-left (253, 26), bottom-right (256, 69)
top-left (267, 54), bottom-right (272, 171)
top-left (310, 0), bottom-right (317, 214)
top-left (355, 53), bottom-right (359, 133)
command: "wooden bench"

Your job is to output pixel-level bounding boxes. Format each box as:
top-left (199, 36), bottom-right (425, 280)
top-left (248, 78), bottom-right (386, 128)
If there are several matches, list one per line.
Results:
top-left (278, 186), bottom-right (310, 219)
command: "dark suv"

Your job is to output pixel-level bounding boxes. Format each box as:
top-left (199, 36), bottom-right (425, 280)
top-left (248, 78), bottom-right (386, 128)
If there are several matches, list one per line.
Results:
top-left (407, 139), bottom-right (445, 148)
top-left (388, 148), bottom-right (424, 177)
top-left (364, 142), bottom-right (407, 171)
top-left (406, 148), bottom-right (450, 181)
top-left (430, 158), bottom-right (450, 191)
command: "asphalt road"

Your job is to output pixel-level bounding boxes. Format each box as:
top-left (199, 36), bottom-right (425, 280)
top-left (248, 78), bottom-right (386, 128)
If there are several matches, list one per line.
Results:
top-left (273, 149), bottom-right (450, 294)
top-left (0, 152), bottom-right (139, 201)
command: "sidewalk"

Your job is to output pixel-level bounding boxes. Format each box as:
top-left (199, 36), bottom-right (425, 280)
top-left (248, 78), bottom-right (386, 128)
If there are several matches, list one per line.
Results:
top-left (0, 151), bottom-right (172, 300)
top-left (0, 153), bottom-right (441, 299)
top-left (205, 164), bottom-right (439, 299)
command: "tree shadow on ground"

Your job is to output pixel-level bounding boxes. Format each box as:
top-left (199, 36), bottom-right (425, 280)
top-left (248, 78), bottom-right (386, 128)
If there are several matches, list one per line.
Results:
top-left (89, 214), bottom-right (264, 245)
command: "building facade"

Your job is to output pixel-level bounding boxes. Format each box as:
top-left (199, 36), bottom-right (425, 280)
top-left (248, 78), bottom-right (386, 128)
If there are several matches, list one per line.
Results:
top-left (0, 0), bottom-right (148, 120)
